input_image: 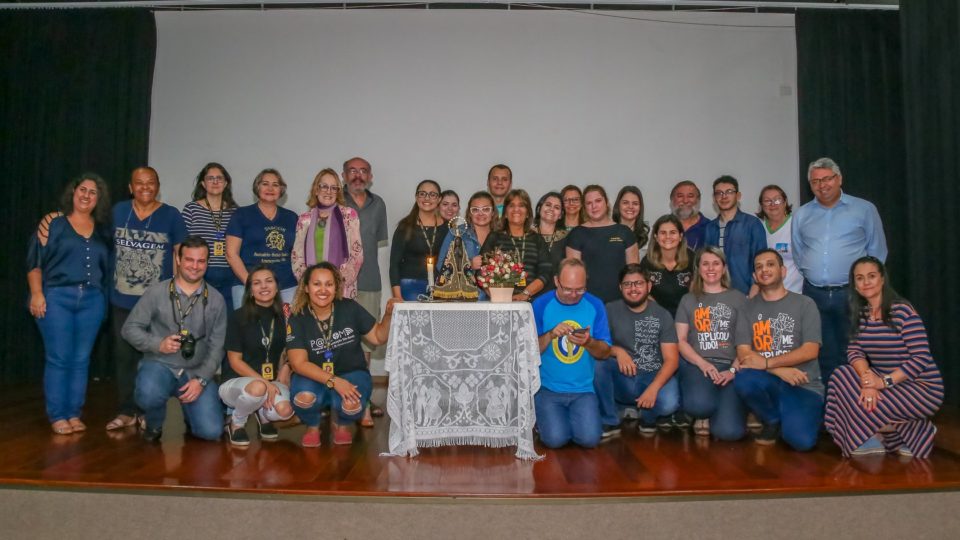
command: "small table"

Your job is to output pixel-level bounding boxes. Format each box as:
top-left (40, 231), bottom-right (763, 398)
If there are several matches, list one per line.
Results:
top-left (383, 302), bottom-right (542, 460)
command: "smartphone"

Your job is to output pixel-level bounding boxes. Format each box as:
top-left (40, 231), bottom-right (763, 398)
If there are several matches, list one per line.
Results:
top-left (571, 327), bottom-right (589, 335)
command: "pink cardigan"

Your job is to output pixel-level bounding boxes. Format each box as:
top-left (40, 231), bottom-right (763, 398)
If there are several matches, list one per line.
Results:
top-left (291, 205), bottom-right (364, 299)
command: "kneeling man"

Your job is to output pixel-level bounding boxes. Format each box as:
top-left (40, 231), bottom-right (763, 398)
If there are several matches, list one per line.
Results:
top-left (533, 258), bottom-right (612, 448)
top-left (734, 249), bottom-right (823, 450)
top-left (595, 264), bottom-right (680, 435)
top-left (122, 235), bottom-right (227, 442)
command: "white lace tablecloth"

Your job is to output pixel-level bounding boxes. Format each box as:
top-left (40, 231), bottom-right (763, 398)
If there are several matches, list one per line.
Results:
top-left (383, 302), bottom-right (542, 460)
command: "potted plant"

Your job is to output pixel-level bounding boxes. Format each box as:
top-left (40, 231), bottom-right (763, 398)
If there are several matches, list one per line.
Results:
top-left (476, 248), bottom-right (527, 303)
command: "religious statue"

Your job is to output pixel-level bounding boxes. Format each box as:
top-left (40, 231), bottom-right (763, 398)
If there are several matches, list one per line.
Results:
top-left (432, 216), bottom-right (480, 301)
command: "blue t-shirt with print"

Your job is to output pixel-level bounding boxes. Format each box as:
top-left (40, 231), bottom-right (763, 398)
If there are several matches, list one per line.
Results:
top-left (111, 201), bottom-right (187, 309)
top-left (226, 204), bottom-right (299, 289)
top-left (533, 291), bottom-right (612, 394)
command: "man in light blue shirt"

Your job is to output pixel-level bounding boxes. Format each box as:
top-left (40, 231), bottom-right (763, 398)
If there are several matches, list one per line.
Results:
top-left (792, 157), bottom-right (887, 383)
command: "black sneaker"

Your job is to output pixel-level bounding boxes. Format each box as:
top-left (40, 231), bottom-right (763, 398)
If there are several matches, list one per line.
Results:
top-left (656, 415), bottom-right (673, 432)
top-left (255, 414), bottom-right (279, 440)
top-left (754, 423), bottom-right (780, 446)
top-left (601, 425), bottom-right (622, 439)
top-left (672, 412), bottom-right (691, 429)
top-left (226, 424), bottom-right (250, 447)
top-left (142, 427), bottom-right (163, 443)
top-left (638, 420), bottom-right (658, 435)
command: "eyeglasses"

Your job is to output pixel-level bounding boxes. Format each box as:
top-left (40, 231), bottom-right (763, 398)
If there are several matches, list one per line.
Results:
top-left (809, 174), bottom-right (838, 187)
top-left (563, 198), bottom-right (581, 204)
top-left (417, 191), bottom-right (440, 200)
top-left (713, 189), bottom-right (738, 198)
top-left (557, 284), bottom-right (587, 295)
top-left (346, 168), bottom-right (370, 175)
top-left (317, 184), bottom-right (340, 193)
top-left (761, 198), bottom-right (784, 207)
top-left (620, 280), bottom-right (647, 289)
top-left (470, 206), bottom-right (493, 215)
top-left (204, 176), bottom-right (225, 184)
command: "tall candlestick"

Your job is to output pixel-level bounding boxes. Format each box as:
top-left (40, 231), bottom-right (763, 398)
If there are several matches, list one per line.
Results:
top-left (426, 256), bottom-right (435, 288)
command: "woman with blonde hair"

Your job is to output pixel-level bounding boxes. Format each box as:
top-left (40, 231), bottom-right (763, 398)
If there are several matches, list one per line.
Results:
top-left (291, 168), bottom-right (363, 298)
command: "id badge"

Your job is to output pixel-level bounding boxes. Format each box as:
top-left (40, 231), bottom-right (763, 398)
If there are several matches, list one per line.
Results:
top-left (518, 276), bottom-right (527, 287)
top-left (261, 363), bottom-right (275, 381)
top-left (212, 240), bottom-right (226, 257)
top-left (321, 361), bottom-right (334, 374)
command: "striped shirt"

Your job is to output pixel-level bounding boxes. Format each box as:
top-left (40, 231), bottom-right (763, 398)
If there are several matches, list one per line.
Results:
top-left (182, 200), bottom-right (237, 269)
top-left (847, 303), bottom-right (943, 391)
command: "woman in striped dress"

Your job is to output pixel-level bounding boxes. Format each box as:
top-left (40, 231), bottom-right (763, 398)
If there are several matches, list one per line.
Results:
top-left (824, 256), bottom-right (943, 459)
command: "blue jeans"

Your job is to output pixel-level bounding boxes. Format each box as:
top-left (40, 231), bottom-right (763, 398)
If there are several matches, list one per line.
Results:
top-left (35, 285), bottom-right (106, 422)
top-left (734, 368), bottom-right (824, 451)
top-left (594, 359), bottom-right (679, 425)
top-left (534, 388), bottom-right (602, 448)
top-left (802, 280), bottom-right (849, 384)
top-left (679, 360), bottom-right (747, 441)
top-left (203, 266), bottom-right (235, 312)
top-left (291, 370), bottom-right (372, 427)
top-left (134, 360), bottom-right (224, 440)
top-left (399, 278), bottom-right (429, 301)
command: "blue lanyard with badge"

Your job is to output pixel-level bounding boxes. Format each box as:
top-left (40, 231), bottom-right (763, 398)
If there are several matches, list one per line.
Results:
top-left (309, 304), bottom-right (336, 374)
top-left (206, 198), bottom-right (226, 256)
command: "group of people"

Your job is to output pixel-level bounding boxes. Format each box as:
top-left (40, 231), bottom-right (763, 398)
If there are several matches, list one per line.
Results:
top-left (27, 156), bottom-right (943, 458)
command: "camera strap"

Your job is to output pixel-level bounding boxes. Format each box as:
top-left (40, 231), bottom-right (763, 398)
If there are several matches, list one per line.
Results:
top-left (169, 280), bottom-right (206, 334)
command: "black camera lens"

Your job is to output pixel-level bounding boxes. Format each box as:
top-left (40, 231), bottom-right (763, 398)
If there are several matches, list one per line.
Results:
top-left (180, 334), bottom-right (197, 359)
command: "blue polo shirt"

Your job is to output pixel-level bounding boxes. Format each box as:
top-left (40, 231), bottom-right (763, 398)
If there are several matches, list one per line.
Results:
top-left (533, 291), bottom-right (612, 394)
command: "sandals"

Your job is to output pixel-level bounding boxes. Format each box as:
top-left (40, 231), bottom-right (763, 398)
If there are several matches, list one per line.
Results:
top-left (51, 420), bottom-right (73, 435)
top-left (68, 418), bottom-right (87, 432)
top-left (369, 402), bottom-right (385, 418)
top-left (105, 414), bottom-right (139, 431)
top-left (360, 408), bottom-right (375, 428)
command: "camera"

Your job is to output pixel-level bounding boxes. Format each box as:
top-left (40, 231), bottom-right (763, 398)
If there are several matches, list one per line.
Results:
top-left (179, 332), bottom-right (197, 359)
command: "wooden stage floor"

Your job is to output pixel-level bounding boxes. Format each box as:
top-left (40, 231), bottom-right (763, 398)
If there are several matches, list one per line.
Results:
top-left (2, 383), bottom-right (959, 499)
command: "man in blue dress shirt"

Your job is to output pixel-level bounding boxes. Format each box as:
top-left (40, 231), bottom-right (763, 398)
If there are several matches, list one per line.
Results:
top-left (791, 157), bottom-right (888, 383)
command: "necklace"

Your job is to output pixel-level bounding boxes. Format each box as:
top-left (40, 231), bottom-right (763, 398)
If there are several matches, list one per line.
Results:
top-left (510, 233), bottom-right (527, 263)
top-left (309, 304), bottom-right (336, 361)
top-left (258, 315), bottom-right (276, 353)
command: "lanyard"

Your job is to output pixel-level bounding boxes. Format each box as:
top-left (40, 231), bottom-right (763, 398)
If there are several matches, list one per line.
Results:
top-left (259, 316), bottom-right (275, 354)
top-left (309, 304), bottom-right (336, 361)
top-left (510, 233), bottom-right (527, 264)
top-left (418, 217), bottom-right (438, 258)
top-left (205, 197), bottom-right (224, 233)
top-left (169, 281), bottom-right (204, 333)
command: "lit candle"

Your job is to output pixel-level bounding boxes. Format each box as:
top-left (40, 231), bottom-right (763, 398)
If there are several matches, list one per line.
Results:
top-left (426, 256), bottom-right (435, 288)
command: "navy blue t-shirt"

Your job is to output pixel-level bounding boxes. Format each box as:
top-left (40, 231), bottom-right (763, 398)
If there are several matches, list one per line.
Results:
top-left (226, 204), bottom-right (298, 289)
top-left (111, 201), bottom-right (187, 309)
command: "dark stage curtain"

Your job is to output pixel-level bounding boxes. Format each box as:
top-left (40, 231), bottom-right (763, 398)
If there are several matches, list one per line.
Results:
top-left (901, 2), bottom-right (960, 405)
top-left (0, 10), bottom-right (156, 384)
top-left (795, 10), bottom-right (908, 294)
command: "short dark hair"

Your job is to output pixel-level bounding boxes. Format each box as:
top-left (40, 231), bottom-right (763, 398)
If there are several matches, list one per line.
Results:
top-left (753, 247), bottom-right (783, 266)
top-left (713, 175), bottom-right (739, 191)
top-left (178, 235), bottom-right (209, 257)
top-left (618, 263), bottom-right (650, 283)
top-left (487, 163), bottom-right (512, 180)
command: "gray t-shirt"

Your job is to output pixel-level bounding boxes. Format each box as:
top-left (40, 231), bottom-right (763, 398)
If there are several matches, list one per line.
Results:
top-left (675, 289), bottom-right (746, 367)
top-left (735, 291), bottom-right (824, 395)
top-left (606, 299), bottom-right (677, 373)
top-left (344, 190), bottom-right (388, 291)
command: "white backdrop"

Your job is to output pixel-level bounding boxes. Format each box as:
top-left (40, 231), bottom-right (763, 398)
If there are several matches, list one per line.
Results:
top-left (149, 9), bottom-right (799, 291)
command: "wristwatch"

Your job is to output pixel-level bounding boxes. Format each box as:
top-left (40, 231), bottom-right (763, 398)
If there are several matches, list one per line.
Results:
top-left (195, 377), bottom-right (208, 387)
top-left (729, 367), bottom-right (737, 374)
top-left (326, 376), bottom-right (337, 389)
top-left (883, 375), bottom-right (895, 388)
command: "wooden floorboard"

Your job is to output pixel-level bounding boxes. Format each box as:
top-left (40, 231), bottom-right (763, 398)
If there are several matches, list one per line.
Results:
top-left (2, 382), bottom-right (959, 499)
